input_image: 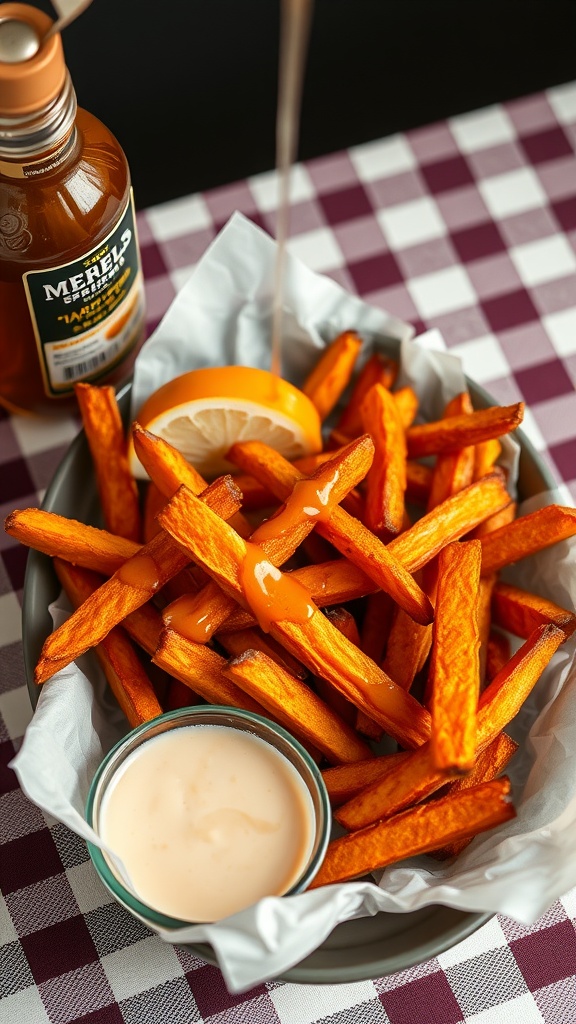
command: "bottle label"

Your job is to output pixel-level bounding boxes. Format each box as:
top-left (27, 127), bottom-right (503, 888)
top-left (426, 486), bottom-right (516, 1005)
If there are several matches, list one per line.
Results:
top-left (23, 191), bottom-right (145, 397)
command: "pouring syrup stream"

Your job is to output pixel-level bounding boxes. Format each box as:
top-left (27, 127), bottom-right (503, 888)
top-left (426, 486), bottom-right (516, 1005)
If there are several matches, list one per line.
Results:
top-left (270, 0), bottom-right (314, 378)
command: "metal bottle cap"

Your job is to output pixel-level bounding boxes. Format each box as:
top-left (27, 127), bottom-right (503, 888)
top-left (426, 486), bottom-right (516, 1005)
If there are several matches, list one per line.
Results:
top-left (0, 16), bottom-right (41, 62)
top-left (0, 3), bottom-right (65, 116)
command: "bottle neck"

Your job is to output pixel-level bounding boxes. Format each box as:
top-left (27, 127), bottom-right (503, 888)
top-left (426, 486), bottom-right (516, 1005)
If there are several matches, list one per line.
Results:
top-left (0, 71), bottom-right (77, 176)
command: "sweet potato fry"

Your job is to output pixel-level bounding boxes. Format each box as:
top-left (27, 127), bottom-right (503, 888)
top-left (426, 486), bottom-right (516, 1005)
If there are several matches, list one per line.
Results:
top-left (122, 601), bottom-right (164, 655)
top-left (477, 623), bottom-right (565, 748)
top-left (473, 438), bottom-right (502, 480)
top-left (388, 473), bottom-right (512, 572)
top-left (360, 590), bottom-right (394, 665)
top-left (4, 508), bottom-right (139, 576)
top-left (302, 330), bottom-right (362, 421)
top-left (361, 383), bottom-right (407, 539)
top-left (228, 440), bottom-right (433, 625)
top-left (322, 751), bottom-right (411, 806)
top-left (429, 540), bottom-right (482, 773)
top-left (335, 623), bottom-right (562, 832)
top-left (223, 649), bottom-right (373, 764)
top-left (470, 499), bottom-right (517, 540)
top-left (433, 732), bottom-right (518, 859)
top-left (157, 486), bottom-right (432, 748)
top-left (383, 607), bottom-right (433, 695)
top-left (335, 352), bottom-right (399, 437)
top-left (75, 383), bottom-right (141, 542)
top-left (392, 386), bottom-right (419, 430)
top-left (491, 582), bottom-right (576, 640)
top-left (314, 607), bottom-right (361, 725)
top-left (53, 559), bottom-right (162, 726)
top-left (383, 561), bottom-right (438, 695)
top-left (311, 778), bottom-right (515, 887)
top-left (334, 742), bottom-right (452, 831)
top-left (477, 573), bottom-right (497, 684)
top-left (480, 505), bottom-right (576, 575)
top-left (485, 629), bottom-right (512, 683)
top-left (427, 392), bottom-right (475, 511)
top-left (405, 460), bottom-right (433, 505)
top-left (132, 423), bottom-right (251, 539)
top-left (406, 402), bottom-right (524, 458)
top-left (217, 627), bottom-right (308, 680)
top-left (34, 476), bottom-right (243, 685)
top-left (232, 445), bottom-right (369, 520)
top-left (142, 481), bottom-right (166, 541)
top-left (153, 626), bottom-right (266, 714)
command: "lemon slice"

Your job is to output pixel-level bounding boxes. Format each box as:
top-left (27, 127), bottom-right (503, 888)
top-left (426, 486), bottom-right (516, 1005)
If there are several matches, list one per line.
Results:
top-left (129, 366), bottom-right (323, 479)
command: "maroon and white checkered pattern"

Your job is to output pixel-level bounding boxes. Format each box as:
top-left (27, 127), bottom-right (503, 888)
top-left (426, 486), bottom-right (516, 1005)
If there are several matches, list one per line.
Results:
top-left (2, 82), bottom-right (576, 1023)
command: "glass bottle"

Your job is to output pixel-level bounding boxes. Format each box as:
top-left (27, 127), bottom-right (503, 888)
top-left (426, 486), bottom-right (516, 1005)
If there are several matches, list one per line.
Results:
top-left (0, 2), bottom-right (146, 414)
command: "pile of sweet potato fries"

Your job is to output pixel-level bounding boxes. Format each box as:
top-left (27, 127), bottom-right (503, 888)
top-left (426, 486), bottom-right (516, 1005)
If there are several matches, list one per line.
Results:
top-left (6, 330), bottom-right (576, 890)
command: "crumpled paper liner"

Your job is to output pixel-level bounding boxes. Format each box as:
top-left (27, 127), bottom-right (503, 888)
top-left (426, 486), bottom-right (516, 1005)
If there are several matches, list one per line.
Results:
top-left (12, 213), bottom-right (576, 994)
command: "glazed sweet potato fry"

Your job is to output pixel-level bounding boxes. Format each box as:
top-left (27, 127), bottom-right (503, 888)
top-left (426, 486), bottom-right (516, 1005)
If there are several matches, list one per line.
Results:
top-left (480, 505), bottom-right (576, 575)
top-left (34, 476), bottom-right (243, 685)
top-left (427, 392), bottom-right (475, 511)
top-left (75, 383), bottom-right (141, 542)
top-left (218, 475), bottom-right (511, 630)
top-left (54, 559), bottom-right (162, 726)
top-left (160, 436), bottom-right (376, 643)
top-left (157, 486), bottom-right (432, 748)
top-left (406, 402), bottom-right (524, 459)
top-left (223, 649), bottom-right (373, 764)
top-left (335, 351), bottom-right (399, 438)
top-left (322, 750), bottom-right (411, 806)
top-left (302, 330), bottom-right (362, 421)
top-left (5, 508), bottom-right (140, 575)
top-left (361, 382), bottom-right (407, 539)
top-left (429, 540), bottom-right (482, 773)
top-left (311, 778), bottom-right (515, 888)
top-left (228, 440), bottom-right (433, 625)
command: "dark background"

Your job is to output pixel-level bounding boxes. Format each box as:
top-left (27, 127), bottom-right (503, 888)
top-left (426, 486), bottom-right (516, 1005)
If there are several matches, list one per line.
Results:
top-left (34, 0), bottom-right (576, 210)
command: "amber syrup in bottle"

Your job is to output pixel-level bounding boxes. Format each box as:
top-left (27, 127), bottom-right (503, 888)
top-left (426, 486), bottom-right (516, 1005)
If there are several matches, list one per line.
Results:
top-left (0, 2), bottom-right (146, 414)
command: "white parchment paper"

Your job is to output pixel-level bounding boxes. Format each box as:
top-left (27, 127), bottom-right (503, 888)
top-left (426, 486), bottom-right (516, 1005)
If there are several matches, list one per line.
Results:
top-left (12, 213), bottom-right (576, 994)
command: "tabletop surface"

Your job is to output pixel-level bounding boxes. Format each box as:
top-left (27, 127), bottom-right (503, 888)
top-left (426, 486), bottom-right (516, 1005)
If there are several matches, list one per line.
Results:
top-left (2, 82), bottom-right (576, 1024)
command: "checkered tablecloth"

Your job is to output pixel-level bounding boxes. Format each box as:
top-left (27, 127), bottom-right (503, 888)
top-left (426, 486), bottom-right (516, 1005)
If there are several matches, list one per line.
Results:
top-left (2, 82), bottom-right (576, 1023)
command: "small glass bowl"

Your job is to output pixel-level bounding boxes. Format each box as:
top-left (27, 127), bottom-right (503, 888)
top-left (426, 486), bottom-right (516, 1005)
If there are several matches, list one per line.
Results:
top-left (86, 705), bottom-right (331, 929)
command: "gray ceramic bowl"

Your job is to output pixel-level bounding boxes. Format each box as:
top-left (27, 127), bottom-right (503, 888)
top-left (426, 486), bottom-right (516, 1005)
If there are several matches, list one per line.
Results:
top-left (21, 348), bottom-right (557, 984)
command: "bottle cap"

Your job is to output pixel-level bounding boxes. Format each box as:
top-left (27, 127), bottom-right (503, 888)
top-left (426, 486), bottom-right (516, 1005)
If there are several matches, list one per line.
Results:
top-left (0, 3), bottom-right (65, 116)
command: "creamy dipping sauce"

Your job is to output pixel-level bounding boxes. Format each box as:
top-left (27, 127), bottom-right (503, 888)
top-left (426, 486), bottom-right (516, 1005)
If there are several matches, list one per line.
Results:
top-left (99, 724), bottom-right (315, 922)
